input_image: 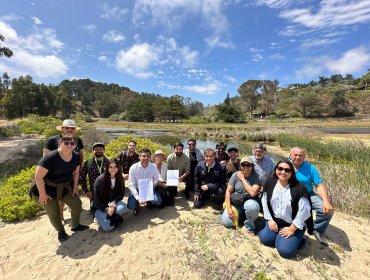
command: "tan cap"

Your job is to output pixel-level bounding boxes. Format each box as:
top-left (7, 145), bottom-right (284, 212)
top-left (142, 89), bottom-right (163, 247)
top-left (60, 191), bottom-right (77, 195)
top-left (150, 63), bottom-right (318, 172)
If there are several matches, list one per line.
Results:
top-left (240, 156), bottom-right (253, 165)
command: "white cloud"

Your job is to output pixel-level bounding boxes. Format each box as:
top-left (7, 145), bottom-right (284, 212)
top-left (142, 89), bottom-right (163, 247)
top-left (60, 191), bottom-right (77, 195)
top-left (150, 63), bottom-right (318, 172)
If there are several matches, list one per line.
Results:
top-left (133, 0), bottom-right (232, 50)
top-left (183, 80), bottom-right (221, 95)
top-left (98, 55), bottom-right (108, 62)
top-left (100, 3), bottom-right (128, 21)
top-left (301, 38), bottom-right (340, 50)
top-left (115, 43), bottom-right (158, 79)
top-left (224, 75), bottom-right (237, 83)
top-left (255, 0), bottom-right (295, 9)
top-left (296, 46), bottom-right (370, 79)
top-left (326, 46), bottom-right (370, 74)
top-left (82, 24), bottom-right (96, 33)
top-left (0, 13), bottom-right (23, 22)
top-left (31, 16), bottom-right (43, 25)
top-left (103, 30), bottom-right (125, 43)
top-left (269, 53), bottom-right (285, 60)
top-left (0, 20), bottom-right (67, 78)
top-left (179, 46), bottom-right (199, 67)
top-left (279, 1), bottom-right (370, 29)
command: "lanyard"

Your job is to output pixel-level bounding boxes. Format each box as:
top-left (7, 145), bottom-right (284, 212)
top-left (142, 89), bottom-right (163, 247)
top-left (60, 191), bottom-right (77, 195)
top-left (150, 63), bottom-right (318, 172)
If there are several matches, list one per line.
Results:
top-left (95, 158), bottom-right (104, 175)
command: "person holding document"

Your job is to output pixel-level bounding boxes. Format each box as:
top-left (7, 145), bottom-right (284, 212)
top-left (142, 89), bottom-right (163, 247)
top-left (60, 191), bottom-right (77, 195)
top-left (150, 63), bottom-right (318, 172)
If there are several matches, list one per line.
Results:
top-left (167, 142), bottom-right (190, 205)
top-left (153, 150), bottom-right (168, 208)
top-left (127, 149), bottom-right (162, 215)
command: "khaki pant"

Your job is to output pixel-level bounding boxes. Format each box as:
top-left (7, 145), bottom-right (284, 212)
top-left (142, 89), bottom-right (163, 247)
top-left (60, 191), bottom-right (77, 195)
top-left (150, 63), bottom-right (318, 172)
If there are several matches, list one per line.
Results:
top-left (32, 192), bottom-right (82, 232)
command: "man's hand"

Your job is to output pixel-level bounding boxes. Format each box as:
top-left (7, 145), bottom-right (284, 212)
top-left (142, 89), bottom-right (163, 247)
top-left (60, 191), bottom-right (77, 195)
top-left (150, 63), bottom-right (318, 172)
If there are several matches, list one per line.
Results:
top-left (227, 208), bottom-right (235, 220)
top-left (84, 191), bottom-right (92, 199)
top-left (194, 194), bottom-right (199, 201)
top-left (123, 174), bottom-right (129, 180)
top-left (322, 201), bottom-right (334, 214)
top-left (201, 184), bottom-right (208, 191)
top-left (279, 225), bottom-right (297, 238)
top-left (73, 188), bottom-right (79, 197)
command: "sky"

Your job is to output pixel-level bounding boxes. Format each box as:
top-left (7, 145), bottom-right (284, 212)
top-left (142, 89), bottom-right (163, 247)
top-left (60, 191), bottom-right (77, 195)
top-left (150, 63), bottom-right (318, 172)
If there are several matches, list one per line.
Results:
top-left (1, 0), bottom-right (370, 105)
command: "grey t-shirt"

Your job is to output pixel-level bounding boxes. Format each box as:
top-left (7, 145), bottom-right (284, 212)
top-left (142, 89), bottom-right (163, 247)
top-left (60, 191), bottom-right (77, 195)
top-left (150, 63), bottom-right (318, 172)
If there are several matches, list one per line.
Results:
top-left (229, 171), bottom-right (261, 200)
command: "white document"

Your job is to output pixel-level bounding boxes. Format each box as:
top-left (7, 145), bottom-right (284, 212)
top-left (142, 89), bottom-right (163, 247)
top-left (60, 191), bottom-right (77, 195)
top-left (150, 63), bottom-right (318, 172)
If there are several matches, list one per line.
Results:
top-left (138, 178), bottom-right (154, 202)
top-left (167, 170), bottom-right (179, 187)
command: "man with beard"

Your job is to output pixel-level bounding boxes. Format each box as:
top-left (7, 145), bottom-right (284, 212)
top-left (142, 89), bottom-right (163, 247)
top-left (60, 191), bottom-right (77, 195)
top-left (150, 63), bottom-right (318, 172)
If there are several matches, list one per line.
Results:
top-left (167, 142), bottom-right (190, 205)
top-left (117, 140), bottom-right (140, 180)
top-left (79, 143), bottom-right (109, 209)
top-left (224, 145), bottom-right (240, 182)
top-left (250, 143), bottom-right (275, 185)
top-left (183, 138), bottom-right (204, 199)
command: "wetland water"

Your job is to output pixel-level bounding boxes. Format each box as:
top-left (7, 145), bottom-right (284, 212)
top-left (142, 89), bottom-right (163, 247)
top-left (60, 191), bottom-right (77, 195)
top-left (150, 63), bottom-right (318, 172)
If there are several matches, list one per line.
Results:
top-left (316, 127), bottom-right (370, 134)
top-left (96, 126), bottom-right (283, 161)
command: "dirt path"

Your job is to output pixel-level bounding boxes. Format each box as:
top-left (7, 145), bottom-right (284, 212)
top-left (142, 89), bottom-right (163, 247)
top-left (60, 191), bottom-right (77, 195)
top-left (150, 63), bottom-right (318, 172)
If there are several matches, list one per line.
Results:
top-left (0, 135), bottom-right (43, 164)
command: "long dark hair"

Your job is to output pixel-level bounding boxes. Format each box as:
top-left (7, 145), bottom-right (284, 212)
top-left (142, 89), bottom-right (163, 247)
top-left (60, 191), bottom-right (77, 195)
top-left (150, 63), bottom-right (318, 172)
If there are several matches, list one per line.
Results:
top-left (272, 159), bottom-right (299, 186)
top-left (100, 158), bottom-right (124, 199)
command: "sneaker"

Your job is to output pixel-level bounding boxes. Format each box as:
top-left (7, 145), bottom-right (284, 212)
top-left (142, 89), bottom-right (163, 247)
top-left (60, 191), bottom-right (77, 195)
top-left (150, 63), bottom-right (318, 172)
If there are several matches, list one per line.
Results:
top-left (313, 231), bottom-right (329, 246)
top-left (71, 224), bottom-right (89, 232)
top-left (58, 230), bottom-right (69, 242)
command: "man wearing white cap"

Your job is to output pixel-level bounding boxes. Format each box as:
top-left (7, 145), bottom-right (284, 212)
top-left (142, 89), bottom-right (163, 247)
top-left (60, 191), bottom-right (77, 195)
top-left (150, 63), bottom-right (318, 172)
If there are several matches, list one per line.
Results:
top-left (43, 119), bottom-right (84, 222)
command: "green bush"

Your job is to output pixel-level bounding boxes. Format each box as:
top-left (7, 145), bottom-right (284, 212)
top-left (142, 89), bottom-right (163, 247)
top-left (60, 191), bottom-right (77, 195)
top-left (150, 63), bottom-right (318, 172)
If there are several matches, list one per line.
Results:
top-left (0, 124), bottom-right (21, 138)
top-left (183, 116), bottom-right (210, 124)
top-left (0, 166), bottom-right (41, 222)
top-left (18, 115), bottom-right (61, 136)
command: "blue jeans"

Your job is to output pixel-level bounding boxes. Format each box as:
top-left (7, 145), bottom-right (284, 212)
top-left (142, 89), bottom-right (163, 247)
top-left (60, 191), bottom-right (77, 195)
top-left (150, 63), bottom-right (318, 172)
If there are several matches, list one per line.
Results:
top-left (310, 192), bottom-right (333, 234)
top-left (258, 219), bottom-right (306, 259)
top-left (221, 199), bottom-right (260, 232)
top-left (95, 201), bottom-right (127, 232)
top-left (127, 191), bottom-right (162, 210)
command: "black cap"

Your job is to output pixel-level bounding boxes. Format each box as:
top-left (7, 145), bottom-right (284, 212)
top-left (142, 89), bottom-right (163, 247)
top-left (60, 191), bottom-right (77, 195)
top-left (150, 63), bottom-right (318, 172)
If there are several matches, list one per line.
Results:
top-left (92, 142), bottom-right (105, 149)
top-left (227, 145), bottom-right (239, 153)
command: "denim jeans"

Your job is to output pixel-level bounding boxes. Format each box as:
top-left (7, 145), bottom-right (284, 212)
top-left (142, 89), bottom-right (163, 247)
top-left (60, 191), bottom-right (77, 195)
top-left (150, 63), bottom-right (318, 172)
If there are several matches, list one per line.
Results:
top-left (221, 199), bottom-right (260, 232)
top-left (310, 192), bottom-right (333, 234)
top-left (127, 191), bottom-right (162, 210)
top-left (258, 219), bottom-right (306, 259)
top-left (95, 201), bottom-right (127, 232)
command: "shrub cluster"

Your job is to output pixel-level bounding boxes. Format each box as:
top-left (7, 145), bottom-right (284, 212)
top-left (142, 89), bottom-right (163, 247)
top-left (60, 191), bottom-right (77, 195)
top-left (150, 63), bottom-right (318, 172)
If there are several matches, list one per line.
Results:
top-left (0, 166), bottom-right (41, 222)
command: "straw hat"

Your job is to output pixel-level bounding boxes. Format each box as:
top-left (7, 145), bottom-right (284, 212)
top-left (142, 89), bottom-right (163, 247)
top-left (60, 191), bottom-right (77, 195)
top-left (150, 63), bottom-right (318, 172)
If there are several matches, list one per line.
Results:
top-left (56, 119), bottom-right (81, 131)
top-left (154, 150), bottom-right (166, 160)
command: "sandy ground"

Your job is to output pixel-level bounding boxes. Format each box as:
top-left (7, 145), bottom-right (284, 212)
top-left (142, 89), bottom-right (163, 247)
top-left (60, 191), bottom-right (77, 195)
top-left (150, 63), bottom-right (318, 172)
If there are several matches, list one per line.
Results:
top-left (0, 191), bottom-right (369, 280)
top-left (0, 135), bottom-right (43, 164)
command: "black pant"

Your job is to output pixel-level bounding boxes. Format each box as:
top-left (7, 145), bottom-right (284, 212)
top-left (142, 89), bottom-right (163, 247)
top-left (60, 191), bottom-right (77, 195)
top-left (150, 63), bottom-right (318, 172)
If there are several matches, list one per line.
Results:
top-left (156, 186), bottom-right (178, 207)
top-left (194, 187), bottom-right (225, 209)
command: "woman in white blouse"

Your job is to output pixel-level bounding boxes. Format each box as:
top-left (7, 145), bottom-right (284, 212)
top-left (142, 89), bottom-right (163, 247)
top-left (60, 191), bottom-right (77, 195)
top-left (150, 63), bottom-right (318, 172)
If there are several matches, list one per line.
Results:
top-left (153, 150), bottom-right (168, 208)
top-left (258, 159), bottom-right (314, 258)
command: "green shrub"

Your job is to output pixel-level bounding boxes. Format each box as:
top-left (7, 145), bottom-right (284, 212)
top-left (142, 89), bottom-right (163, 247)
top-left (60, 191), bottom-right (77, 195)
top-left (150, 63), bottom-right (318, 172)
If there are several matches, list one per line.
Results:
top-left (0, 166), bottom-right (41, 222)
top-left (0, 124), bottom-right (20, 138)
top-left (104, 135), bottom-right (169, 158)
top-left (18, 115), bottom-right (61, 136)
top-left (183, 116), bottom-right (210, 124)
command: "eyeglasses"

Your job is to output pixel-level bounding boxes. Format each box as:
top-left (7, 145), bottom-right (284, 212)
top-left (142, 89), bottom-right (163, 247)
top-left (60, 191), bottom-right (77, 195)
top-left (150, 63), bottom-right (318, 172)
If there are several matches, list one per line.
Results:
top-left (276, 166), bottom-right (292, 173)
top-left (63, 141), bottom-right (76, 146)
top-left (188, 143), bottom-right (195, 146)
top-left (241, 164), bottom-right (253, 168)
top-left (63, 127), bottom-right (76, 130)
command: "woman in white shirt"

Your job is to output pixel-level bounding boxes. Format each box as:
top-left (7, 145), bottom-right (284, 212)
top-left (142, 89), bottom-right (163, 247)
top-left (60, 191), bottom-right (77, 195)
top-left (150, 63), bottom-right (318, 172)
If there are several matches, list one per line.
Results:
top-left (153, 150), bottom-right (168, 208)
top-left (258, 159), bottom-right (314, 258)
top-left (92, 158), bottom-right (127, 231)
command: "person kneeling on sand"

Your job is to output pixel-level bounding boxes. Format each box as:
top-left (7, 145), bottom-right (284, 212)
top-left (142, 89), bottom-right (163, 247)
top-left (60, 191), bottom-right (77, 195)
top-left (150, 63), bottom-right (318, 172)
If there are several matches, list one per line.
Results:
top-left (127, 149), bottom-right (162, 215)
top-left (194, 148), bottom-right (226, 209)
top-left (221, 156), bottom-right (262, 235)
top-left (258, 160), bottom-right (314, 259)
top-left (91, 158), bottom-right (127, 232)
top-left (32, 134), bottom-right (89, 242)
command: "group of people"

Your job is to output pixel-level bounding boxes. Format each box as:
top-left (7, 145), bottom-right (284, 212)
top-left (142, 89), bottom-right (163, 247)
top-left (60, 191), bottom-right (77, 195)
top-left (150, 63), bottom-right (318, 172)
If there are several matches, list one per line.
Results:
top-left (31, 119), bottom-right (334, 259)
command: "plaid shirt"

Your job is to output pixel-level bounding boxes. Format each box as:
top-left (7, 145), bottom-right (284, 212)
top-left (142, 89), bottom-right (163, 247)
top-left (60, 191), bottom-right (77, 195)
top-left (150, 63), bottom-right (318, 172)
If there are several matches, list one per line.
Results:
top-left (118, 150), bottom-right (139, 174)
top-left (79, 156), bottom-right (109, 193)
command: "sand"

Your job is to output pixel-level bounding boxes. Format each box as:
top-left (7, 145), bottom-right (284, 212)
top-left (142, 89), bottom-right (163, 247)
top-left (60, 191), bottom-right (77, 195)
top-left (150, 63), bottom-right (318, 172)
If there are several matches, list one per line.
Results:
top-left (0, 191), bottom-right (369, 280)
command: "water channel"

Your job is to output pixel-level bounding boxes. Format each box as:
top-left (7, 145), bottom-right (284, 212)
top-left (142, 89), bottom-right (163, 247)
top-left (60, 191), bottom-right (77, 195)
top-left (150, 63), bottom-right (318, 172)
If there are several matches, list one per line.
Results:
top-left (96, 126), bottom-right (283, 161)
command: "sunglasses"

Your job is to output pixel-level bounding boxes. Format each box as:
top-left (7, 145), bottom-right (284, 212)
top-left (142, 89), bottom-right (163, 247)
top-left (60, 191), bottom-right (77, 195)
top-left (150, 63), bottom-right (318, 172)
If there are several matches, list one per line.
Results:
top-left (241, 164), bottom-right (253, 168)
top-left (63, 127), bottom-right (76, 130)
top-left (276, 166), bottom-right (292, 173)
top-left (188, 143), bottom-right (195, 146)
top-left (63, 141), bottom-right (76, 146)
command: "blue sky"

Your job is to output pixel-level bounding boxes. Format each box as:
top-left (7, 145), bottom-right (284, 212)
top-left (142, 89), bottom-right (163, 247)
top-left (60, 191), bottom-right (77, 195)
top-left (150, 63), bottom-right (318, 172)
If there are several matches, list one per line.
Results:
top-left (1, 0), bottom-right (370, 105)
